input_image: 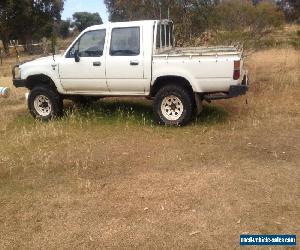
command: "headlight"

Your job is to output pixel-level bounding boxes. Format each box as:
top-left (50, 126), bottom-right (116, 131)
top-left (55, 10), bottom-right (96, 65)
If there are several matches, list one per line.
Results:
top-left (12, 65), bottom-right (21, 79)
top-left (15, 67), bottom-right (21, 79)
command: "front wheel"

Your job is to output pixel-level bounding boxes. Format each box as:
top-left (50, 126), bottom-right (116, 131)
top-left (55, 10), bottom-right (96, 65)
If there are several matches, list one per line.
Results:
top-left (153, 85), bottom-right (194, 126)
top-left (28, 85), bottom-right (63, 121)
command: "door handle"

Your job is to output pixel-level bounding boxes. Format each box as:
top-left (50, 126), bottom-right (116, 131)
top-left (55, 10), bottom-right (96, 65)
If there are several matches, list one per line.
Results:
top-left (93, 61), bottom-right (101, 66)
top-left (130, 60), bottom-right (139, 66)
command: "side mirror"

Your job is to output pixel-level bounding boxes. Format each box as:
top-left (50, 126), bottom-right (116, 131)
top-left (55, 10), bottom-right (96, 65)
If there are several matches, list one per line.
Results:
top-left (74, 50), bottom-right (80, 62)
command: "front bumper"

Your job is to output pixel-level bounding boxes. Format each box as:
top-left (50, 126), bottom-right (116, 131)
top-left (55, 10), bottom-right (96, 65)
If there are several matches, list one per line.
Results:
top-left (13, 79), bottom-right (27, 88)
top-left (204, 74), bottom-right (249, 101)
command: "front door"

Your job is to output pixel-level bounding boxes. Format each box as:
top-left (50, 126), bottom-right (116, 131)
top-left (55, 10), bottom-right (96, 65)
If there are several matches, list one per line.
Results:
top-left (59, 29), bottom-right (108, 93)
top-left (106, 26), bottom-right (145, 94)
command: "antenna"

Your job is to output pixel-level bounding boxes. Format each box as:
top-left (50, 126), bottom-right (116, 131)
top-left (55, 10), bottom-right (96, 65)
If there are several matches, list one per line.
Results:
top-left (52, 36), bottom-right (56, 61)
top-left (160, 6), bottom-right (162, 20)
top-left (51, 20), bottom-right (56, 61)
top-left (159, 1), bottom-right (162, 20)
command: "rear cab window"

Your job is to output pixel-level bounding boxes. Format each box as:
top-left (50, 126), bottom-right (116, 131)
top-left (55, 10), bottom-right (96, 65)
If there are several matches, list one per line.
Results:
top-left (155, 21), bottom-right (174, 52)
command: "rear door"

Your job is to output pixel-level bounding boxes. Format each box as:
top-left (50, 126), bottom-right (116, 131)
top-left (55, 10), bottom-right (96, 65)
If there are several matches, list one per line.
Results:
top-left (59, 29), bottom-right (108, 93)
top-left (106, 26), bottom-right (145, 94)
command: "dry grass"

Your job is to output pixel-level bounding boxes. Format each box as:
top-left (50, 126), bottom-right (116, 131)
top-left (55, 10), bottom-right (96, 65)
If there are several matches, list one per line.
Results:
top-left (263, 24), bottom-right (300, 47)
top-left (0, 48), bottom-right (299, 249)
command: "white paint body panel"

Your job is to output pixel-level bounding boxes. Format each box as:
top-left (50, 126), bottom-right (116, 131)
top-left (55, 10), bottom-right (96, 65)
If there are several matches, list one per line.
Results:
top-left (59, 57), bottom-right (107, 92)
top-left (19, 20), bottom-right (245, 96)
top-left (19, 56), bottom-right (64, 93)
top-left (152, 54), bottom-right (241, 93)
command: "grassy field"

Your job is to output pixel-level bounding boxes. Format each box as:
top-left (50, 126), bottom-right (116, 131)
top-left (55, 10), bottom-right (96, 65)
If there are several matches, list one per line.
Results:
top-left (0, 48), bottom-right (299, 249)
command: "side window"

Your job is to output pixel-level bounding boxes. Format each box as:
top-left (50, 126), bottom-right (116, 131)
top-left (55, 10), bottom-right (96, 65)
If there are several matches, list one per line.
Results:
top-left (67, 29), bottom-right (106, 58)
top-left (110, 27), bottom-right (140, 56)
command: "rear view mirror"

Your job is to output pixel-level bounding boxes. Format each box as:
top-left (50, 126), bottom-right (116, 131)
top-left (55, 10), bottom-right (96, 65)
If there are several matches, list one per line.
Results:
top-left (74, 50), bottom-right (80, 62)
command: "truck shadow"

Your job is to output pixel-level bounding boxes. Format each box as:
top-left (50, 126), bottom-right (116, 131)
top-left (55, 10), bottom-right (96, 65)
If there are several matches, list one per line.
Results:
top-left (64, 98), bottom-right (154, 124)
top-left (64, 98), bottom-right (229, 126)
top-left (194, 104), bottom-right (229, 125)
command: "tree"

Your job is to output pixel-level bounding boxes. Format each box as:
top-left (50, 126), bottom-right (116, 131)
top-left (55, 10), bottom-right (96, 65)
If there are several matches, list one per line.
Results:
top-left (283, 0), bottom-right (300, 21)
top-left (59, 19), bottom-right (71, 38)
top-left (0, 1), bottom-right (15, 54)
top-left (104, 0), bottom-right (218, 42)
top-left (72, 12), bottom-right (103, 32)
top-left (0, 0), bottom-right (65, 54)
top-left (276, 1), bottom-right (297, 21)
top-left (211, 0), bottom-right (285, 47)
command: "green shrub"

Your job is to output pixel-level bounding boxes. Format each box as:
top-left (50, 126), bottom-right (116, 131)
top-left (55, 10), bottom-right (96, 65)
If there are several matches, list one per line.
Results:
top-left (209, 0), bottom-right (285, 48)
top-left (289, 39), bottom-right (300, 49)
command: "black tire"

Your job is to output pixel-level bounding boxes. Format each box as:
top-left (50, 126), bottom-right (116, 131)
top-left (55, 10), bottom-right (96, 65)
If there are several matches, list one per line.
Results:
top-left (28, 85), bottom-right (63, 121)
top-left (153, 85), bottom-right (194, 126)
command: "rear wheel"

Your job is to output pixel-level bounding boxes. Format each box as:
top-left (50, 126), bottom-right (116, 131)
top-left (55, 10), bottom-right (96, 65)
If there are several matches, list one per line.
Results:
top-left (153, 85), bottom-right (194, 126)
top-left (28, 85), bottom-right (63, 121)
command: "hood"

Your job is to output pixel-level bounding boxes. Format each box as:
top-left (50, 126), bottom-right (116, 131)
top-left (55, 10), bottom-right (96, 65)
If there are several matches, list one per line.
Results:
top-left (20, 55), bottom-right (63, 69)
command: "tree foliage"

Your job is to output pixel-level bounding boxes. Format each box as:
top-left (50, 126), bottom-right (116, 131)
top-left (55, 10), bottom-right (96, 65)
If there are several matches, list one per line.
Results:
top-left (278, 0), bottom-right (300, 21)
top-left (104, 0), bottom-right (219, 42)
top-left (59, 19), bottom-right (71, 38)
top-left (212, 1), bottom-right (284, 32)
top-left (72, 12), bottom-right (103, 32)
top-left (105, 0), bottom-right (284, 44)
top-left (104, 0), bottom-right (285, 45)
top-left (0, 0), bottom-right (64, 54)
top-left (210, 0), bottom-right (285, 47)
top-left (0, 1), bottom-right (14, 53)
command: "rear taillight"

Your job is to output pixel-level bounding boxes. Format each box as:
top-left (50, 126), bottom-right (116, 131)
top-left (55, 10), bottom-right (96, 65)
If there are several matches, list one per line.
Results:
top-left (233, 60), bottom-right (241, 80)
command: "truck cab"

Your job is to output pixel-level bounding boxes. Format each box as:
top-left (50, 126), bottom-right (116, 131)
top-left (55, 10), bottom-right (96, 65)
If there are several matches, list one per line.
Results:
top-left (13, 20), bottom-right (249, 126)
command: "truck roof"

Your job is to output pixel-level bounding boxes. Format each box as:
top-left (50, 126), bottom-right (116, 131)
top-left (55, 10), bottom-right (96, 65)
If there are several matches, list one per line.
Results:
top-left (85, 19), bottom-right (171, 32)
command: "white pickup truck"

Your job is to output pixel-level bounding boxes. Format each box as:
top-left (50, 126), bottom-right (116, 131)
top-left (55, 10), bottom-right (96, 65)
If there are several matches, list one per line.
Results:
top-left (13, 19), bottom-right (249, 126)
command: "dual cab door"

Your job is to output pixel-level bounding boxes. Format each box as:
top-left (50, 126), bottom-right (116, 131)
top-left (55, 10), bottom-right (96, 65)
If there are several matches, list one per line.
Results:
top-left (59, 26), bottom-right (145, 94)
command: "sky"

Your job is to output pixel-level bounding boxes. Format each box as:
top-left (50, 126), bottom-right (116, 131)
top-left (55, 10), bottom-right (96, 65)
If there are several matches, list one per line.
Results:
top-left (62, 0), bottom-right (109, 22)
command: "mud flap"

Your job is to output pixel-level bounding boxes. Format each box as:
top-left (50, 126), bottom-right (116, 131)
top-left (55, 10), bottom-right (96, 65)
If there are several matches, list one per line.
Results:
top-left (195, 93), bottom-right (203, 116)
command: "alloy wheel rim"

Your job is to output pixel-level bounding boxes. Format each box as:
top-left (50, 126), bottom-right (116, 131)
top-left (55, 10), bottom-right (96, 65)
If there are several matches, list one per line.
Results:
top-left (161, 95), bottom-right (184, 121)
top-left (33, 95), bottom-right (52, 116)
